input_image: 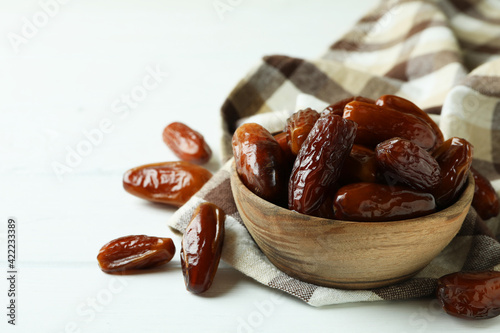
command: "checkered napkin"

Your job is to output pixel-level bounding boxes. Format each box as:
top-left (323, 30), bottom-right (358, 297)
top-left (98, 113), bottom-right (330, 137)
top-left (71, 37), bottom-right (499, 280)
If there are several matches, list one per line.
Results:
top-left (169, 0), bottom-right (500, 306)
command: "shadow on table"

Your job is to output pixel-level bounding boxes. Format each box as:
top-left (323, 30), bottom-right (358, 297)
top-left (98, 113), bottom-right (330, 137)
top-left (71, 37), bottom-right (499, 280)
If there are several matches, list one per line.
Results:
top-left (102, 263), bottom-right (181, 276)
top-left (141, 201), bottom-right (179, 213)
top-left (196, 266), bottom-right (249, 298)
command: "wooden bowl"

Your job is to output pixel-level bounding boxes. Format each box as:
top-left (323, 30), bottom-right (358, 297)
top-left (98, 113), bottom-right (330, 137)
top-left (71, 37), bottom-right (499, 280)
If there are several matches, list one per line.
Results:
top-left (230, 162), bottom-right (474, 289)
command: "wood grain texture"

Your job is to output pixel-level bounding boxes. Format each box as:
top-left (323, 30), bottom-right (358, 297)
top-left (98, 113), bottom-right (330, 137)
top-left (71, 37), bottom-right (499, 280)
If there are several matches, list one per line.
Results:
top-left (230, 161), bottom-right (474, 289)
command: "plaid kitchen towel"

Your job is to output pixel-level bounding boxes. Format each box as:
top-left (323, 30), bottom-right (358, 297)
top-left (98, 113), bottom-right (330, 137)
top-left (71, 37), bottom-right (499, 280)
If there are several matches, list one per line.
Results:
top-left (169, 0), bottom-right (500, 306)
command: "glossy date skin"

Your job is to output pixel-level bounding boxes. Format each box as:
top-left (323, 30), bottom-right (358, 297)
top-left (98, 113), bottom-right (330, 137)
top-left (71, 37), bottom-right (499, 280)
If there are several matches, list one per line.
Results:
top-left (274, 131), bottom-right (295, 165)
top-left (471, 167), bottom-right (500, 220)
top-left (376, 95), bottom-right (444, 151)
top-left (285, 108), bottom-right (320, 155)
top-left (232, 123), bottom-right (286, 203)
top-left (333, 183), bottom-right (436, 222)
top-left (340, 144), bottom-right (378, 184)
top-left (181, 203), bottom-right (225, 294)
top-left (274, 131), bottom-right (291, 156)
top-left (123, 161), bottom-right (212, 207)
top-left (432, 137), bottom-right (474, 207)
top-left (310, 194), bottom-right (336, 219)
top-left (322, 96), bottom-right (375, 117)
top-left (437, 271), bottom-right (500, 320)
top-left (97, 235), bottom-right (175, 273)
top-left (163, 122), bottom-right (212, 164)
top-left (289, 114), bottom-right (357, 215)
top-left (273, 131), bottom-right (295, 206)
top-left (376, 138), bottom-right (441, 192)
top-left (343, 101), bottom-right (437, 150)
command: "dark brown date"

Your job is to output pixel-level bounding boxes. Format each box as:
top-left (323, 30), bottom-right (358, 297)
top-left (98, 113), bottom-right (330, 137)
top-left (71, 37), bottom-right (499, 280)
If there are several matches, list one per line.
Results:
top-left (471, 167), bottom-right (500, 220)
top-left (273, 131), bottom-right (295, 163)
top-left (163, 122), bottom-right (212, 164)
top-left (437, 271), bottom-right (500, 320)
top-left (376, 138), bottom-right (441, 192)
top-left (285, 108), bottom-right (320, 155)
top-left (376, 95), bottom-right (444, 151)
top-left (322, 96), bottom-right (375, 117)
top-left (333, 183), bottom-right (436, 222)
top-left (289, 114), bottom-right (357, 215)
top-left (123, 161), bottom-right (212, 207)
top-left (310, 194), bottom-right (336, 219)
top-left (432, 137), bottom-right (474, 207)
top-left (232, 123), bottom-right (286, 203)
top-left (273, 131), bottom-right (295, 205)
top-left (97, 235), bottom-right (175, 273)
top-left (340, 144), bottom-right (378, 184)
top-left (343, 101), bottom-right (437, 150)
top-left (181, 203), bottom-right (225, 294)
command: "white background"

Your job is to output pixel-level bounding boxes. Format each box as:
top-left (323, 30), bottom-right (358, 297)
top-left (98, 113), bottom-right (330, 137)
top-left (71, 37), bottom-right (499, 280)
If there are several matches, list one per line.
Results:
top-left (1, 0), bottom-right (499, 332)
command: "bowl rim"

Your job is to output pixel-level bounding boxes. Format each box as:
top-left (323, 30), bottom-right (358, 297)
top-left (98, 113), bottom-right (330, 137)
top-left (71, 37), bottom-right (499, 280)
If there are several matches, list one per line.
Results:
top-left (230, 160), bottom-right (475, 227)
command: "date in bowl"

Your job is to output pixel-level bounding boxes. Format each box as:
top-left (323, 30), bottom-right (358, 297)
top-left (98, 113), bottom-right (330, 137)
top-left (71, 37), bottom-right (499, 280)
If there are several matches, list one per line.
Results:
top-left (230, 161), bottom-right (474, 290)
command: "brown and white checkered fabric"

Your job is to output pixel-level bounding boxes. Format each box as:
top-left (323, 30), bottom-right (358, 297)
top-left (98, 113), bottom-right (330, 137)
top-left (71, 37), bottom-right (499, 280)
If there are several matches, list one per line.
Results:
top-left (169, 0), bottom-right (500, 306)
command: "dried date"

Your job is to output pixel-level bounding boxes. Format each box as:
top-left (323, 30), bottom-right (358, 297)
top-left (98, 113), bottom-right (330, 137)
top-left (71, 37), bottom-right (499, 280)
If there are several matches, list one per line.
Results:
top-left (163, 122), bottom-right (212, 164)
top-left (376, 95), bottom-right (444, 151)
top-left (437, 271), bottom-right (500, 320)
top-left (343, 101), bottom-right (437, 150)
top-left (333, 183), bottom-right (436, 222)
top-left (310, 193), bottom-right (336, 219)
top-left (123, 161), bottom-right (212, 207)
top-left (340, 144), bottom-right (378, 184)
top-left (274, 131), bottom-right (295, 164)
top-left (376, 138), bottom-right (441, 192)
top-left (97, 235), bottom-right (175, 273)
top-left (288, 114), bottom-right (357, 215)
top-left (432, 137), bottom-right (474, 207)
top-left (285, 108), bottom-right (320, 155)
top-left (322, 96), bottom-right (375, 117)
top-left (232, 123), bottom-right (286, 203)
top-left (471, 167), bottom-right (500, 220)
top-left (181, 203), bottom-right (225, 294)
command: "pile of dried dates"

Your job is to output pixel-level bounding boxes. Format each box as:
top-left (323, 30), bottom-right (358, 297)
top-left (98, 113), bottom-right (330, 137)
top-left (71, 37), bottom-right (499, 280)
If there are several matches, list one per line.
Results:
top-left (96, 95), bottom-right (500, 320)
top-left (232, 94), bottom-right (500, 319)
top-left (233, 95), bottom-right (499, 222)
top-left (98, 122), bottom-right (225, 294)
